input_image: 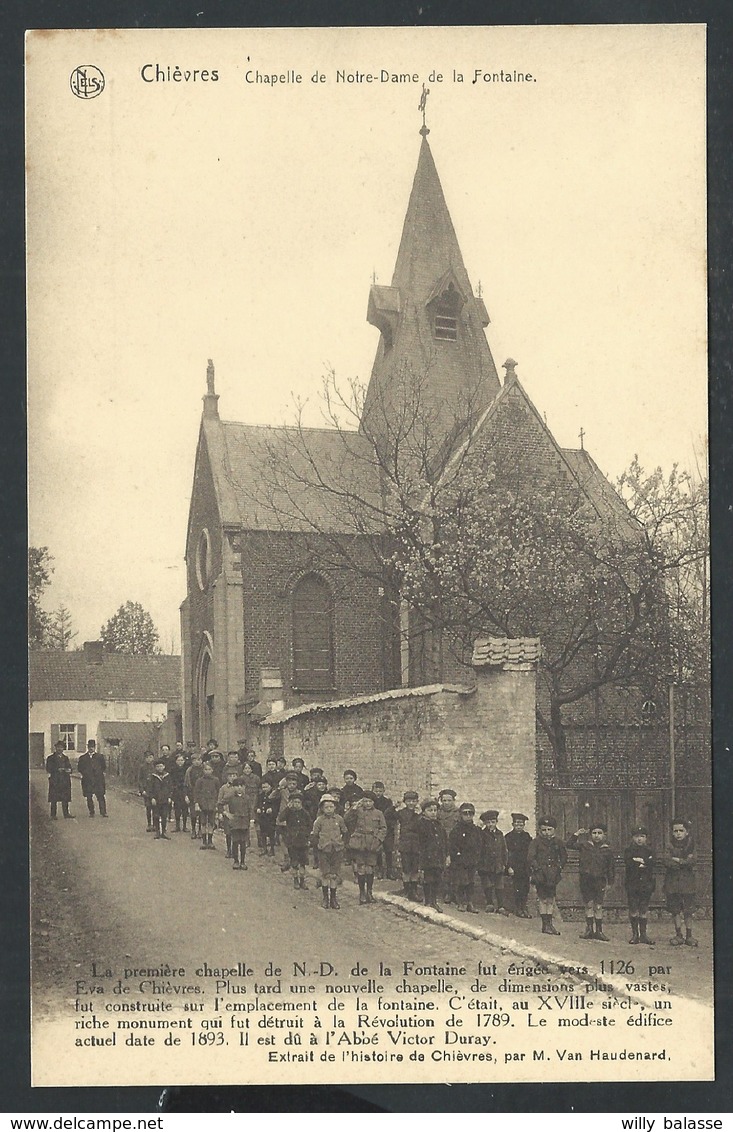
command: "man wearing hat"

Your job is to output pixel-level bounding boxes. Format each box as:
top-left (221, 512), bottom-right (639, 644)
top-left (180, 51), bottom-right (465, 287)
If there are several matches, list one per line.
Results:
top-left (394, 791), bottom-right (422, 900)
top-left (623, 825), bottom-right (656, 945)
top-left (505, 813), bottom-right (533, 917)
top-left (448, 803), bottom-right (483, 913)
top-left (77, 739), bottom-right (107, 818)
top-left (478, 810), bottom-right (509, 914)
top-left (527, 817), bottom-right (567, 935)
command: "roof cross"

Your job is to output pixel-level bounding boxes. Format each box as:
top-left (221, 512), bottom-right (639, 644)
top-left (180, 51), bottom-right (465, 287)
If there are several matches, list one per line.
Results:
top-left (418, 84), bottom-right (430, 137)
top-left (579, 426), bottom-right (585, 451)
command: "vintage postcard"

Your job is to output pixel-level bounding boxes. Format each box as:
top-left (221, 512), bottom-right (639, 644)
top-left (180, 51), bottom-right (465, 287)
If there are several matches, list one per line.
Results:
top-left (27, 25), bottom-right (711, 1088)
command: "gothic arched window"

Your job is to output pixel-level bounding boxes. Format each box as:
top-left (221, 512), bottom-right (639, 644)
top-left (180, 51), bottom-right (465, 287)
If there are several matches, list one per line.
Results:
top-left (292, 574), bottom-right (334, 692)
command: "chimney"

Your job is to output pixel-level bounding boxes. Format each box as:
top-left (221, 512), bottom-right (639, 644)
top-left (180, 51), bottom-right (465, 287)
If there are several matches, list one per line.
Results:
top-left (83, 641), bottom-right (104, 664)
top-left (203, 358), bottom-right (220, 419)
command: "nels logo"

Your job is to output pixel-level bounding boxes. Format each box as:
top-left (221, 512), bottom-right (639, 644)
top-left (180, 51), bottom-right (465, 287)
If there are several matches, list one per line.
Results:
top-left (70, 65), bottom-right (105, 99)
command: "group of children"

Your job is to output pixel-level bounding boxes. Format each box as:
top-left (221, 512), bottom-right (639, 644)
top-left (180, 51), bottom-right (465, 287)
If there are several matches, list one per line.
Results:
top-left (136, 742), bottom-right (698, 942)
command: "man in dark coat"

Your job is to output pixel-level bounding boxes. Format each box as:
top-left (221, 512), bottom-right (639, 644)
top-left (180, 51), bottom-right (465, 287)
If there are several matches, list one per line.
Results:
top-left (418, 799), bottom-right (448, 911)
top-left (46, 740), bottom-right (74, 819)
top-left (505, 813), bottom-right (533, 918)
top-left (394, 791), bottom-right (422, 900)
top-left (77, 740), bottom-right (107, 817)
top-left (448, 803), bottom-right (483, 913)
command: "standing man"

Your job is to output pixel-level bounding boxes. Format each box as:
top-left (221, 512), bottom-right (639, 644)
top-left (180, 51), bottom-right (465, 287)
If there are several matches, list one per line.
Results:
top-left (77, 739), bottom-right (107, 817)
top-left (46, 739), bottom-right (74, 820)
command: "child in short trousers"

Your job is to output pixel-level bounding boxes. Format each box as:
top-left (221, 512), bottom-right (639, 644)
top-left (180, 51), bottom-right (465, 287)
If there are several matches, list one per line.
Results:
top-left (281, 792), bottom-right (312, 889)
top-left (228, 782), bottom-right (253, 870)
top-left (310, 793), bottom-right (349, 909)
top-left (664, 818), bottom-right (698, 947)
top-left (624, 825), bottom-right (656, 945)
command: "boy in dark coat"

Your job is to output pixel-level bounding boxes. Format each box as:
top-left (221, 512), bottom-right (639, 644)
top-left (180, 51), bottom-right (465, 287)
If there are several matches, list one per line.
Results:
top-left (193, 762), bottom-right (220, 849)
top-left (527, 817), bottom-right (568, 935)
top-left (372, 781), bottom-right (396, 878)
top-left (478, 810), bottom-right (509, 915)
top-left (148, 761), bottom-right (173, 839)
top-left (566, 823), bottom-right (615, 940)
top-left (184, 753), bottom-right (205, 839)
top-left (228, 782), bottom-right (253, 870)
top-left (448, 803), bottom-right (483, 913)
top-left (138, 752), bottom-right (156, 831)
top-left (77, 740), bottom-right (107, 817)
top-left (46, 741), bottom-right (74, 819)
top-left (418, 799), bottom-right (448, 911)
top-left (169, 753), bottom-right (189, 832)
top-left (437, 789), bottom-right (459, 903)
top-left (256, 782), bottom-right (280, 856)
top-left (281, 792), bottom-right (313, 889)
top-left (394, 791), bottom-right (422, 900)
top-left (624, 825), bottom-right (656, 945)
top-left (505, 813), bottom-right (533, 917)
top-left (664, 818), bottom-right (698, 947)
top-left (340, 769), bottom-right (364, 809)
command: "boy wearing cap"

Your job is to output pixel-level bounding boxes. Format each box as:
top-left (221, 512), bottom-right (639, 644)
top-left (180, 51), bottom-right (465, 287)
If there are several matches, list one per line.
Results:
top-left (567, 823), bottom-right (615, 941)
top-left (448, 803), bottom-right (483, 913)
top-left (276, 773), bottom-right (303, 870)
top-left (624, 826), bottom-right (656, 944)
top-left (394, 791), bottom-right (422, 900)
top-left (438, 790), bottom-right (459, 903)
top-left (506, 813), bottom-right (533, 917)
top-left (281, 792), bottom-right (312, 889)
top-left (184, 752), bottom-right (205, 839)
top-left (310, 794), bottom-right (349, 909)
top-left (479, 810), bottom-right (509, 914)
top-left (148, 760), bottom-right (173, 840)
top-left (418, 799), bottom-right (449, 911)
top-left (228, 781), bottom-right (253, 870)
top-left (664, 818), bottom-right (698, 947)
top-left (345, 793), bottom-right (387, 904)
top-left (527, 817), bottom-right (568, 935)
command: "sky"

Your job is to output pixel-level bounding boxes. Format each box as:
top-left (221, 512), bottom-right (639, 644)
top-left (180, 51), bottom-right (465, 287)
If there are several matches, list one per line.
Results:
top-left (26, 25), bottom-right (707, 652)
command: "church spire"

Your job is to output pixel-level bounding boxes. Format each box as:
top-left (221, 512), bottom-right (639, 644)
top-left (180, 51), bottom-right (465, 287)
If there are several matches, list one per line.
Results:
top-left (363, 133), bottom-right (501, 456)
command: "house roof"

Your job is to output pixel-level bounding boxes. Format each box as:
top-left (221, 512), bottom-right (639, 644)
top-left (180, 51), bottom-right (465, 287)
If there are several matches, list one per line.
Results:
top-left (29, 652), bottom-right (181, 704)
top-left (205, 418), bottom-right (384, 534)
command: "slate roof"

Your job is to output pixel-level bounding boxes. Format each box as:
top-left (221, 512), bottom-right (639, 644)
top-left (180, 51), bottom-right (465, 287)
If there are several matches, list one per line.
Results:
top-left (471, 638), bottom-right (541, 668)
top-left (205, 418), bottom-right (384, 534)
top-left (363, 137), bottom-right (501, 446)
top-left (560, 447), bottom-right (634, 526)
top-left (29, 652), bottom-right (181, 703)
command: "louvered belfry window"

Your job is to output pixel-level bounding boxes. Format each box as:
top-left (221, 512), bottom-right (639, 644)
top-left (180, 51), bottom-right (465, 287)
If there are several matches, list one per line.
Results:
top-left (292, 574), bottom-right (334, 691)
top-left (434, 284), bottom-right (460, 341)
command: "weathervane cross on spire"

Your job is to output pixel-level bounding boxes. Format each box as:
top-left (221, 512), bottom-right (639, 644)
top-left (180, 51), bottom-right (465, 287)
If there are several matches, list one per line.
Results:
top-left (418, 84), bottom-right (430, 137)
